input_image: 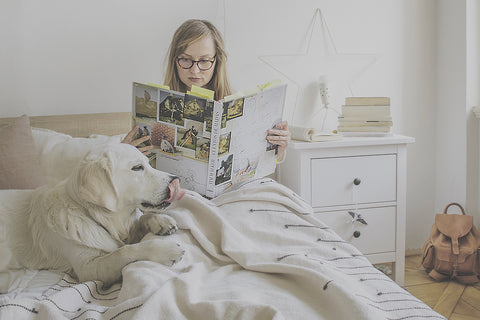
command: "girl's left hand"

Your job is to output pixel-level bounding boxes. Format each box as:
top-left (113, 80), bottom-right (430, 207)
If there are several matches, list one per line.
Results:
top-left (267, 121), bottom-right (291, 163)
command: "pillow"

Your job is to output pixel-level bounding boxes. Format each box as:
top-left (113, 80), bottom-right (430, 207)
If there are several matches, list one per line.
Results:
top-left (0, 115), bottom-right (44, 189)
top-left (32, 128), bottom-right (124, 185)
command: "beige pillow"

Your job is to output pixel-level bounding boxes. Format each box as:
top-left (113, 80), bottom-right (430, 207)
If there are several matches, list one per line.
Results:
top-left (0, 115), bottom-right (44, 189)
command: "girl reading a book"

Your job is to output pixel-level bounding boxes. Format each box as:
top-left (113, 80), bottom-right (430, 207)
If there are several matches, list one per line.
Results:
top-left (123, 19), bottom-right (290, 162)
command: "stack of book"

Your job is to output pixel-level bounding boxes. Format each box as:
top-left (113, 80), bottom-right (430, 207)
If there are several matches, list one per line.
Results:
top-left (337, 97), bottom-right (392, 136)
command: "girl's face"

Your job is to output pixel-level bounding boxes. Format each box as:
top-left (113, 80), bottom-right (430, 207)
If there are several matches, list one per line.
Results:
top-left (176, 35), bottom-right (216, 90)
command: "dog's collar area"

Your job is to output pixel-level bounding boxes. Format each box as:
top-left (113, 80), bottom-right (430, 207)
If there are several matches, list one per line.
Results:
top-left (141, 201), bottom-right (170, 210)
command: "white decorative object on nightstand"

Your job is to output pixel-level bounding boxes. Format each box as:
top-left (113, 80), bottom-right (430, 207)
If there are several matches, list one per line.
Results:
top-left (278, 135), bottom-right (414, 285)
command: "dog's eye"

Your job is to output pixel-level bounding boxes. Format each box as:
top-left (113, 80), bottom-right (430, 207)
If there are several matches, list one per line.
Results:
top-left (131, 165), bottom-right (144, 171)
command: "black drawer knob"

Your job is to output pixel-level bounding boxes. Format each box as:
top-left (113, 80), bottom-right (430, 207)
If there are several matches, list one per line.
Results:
top-left (353, 178), bottom-right (361, 186)
top-left (353, 230), bottom-right (361, 238)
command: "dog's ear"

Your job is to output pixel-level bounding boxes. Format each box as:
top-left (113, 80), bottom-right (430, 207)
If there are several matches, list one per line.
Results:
top-left (76, 151), bottom-right (119, 212)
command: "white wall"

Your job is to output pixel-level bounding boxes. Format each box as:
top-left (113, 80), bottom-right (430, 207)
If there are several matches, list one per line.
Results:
top-left (400, 0), bottom-right (438, 251)
top-left (1, 0), bottom-right (478, 250)
top-left (0, 0), bottom-right (224, 117)
top-left (436, 0), bottom-right (480, 225)
top-left (435, 1), bottom-right (467, 216)
top-left (0, 0), bottom-right (21, 110)
top-left (467, 0), bottom-right (480, 222)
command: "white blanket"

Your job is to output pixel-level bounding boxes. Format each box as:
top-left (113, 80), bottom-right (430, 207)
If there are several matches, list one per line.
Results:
top-left (0, 179), bottom-right (444, 319)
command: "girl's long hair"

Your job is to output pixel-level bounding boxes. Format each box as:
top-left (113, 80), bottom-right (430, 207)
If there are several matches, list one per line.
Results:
top-left (164, 19), bottom-right (232, 100)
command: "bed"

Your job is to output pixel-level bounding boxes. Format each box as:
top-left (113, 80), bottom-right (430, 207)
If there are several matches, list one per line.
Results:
top-left (0, 113), bottom-right (446, 320)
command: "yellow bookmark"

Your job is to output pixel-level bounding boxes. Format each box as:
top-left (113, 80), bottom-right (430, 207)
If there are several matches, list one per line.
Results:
top-left (146, 83), bottom-right (170, 90)
top-left (190, 85), bottom-right (215, 100)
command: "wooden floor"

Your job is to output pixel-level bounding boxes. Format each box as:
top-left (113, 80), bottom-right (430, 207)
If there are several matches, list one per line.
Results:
top-left (403, 255), bottom-right (480, 319)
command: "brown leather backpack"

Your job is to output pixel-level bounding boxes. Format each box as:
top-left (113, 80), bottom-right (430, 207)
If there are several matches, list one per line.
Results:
top-left (422, 203), bottom-right (480, 284)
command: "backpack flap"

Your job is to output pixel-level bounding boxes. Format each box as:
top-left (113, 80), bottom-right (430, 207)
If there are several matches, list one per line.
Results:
top-left (435, 214), bottom-right (473, 255)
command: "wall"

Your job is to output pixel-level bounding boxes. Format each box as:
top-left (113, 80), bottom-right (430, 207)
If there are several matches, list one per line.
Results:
top-left (467, 0), bottom-right (480, 222)
top-left (400, 1), bottom-right (438, 251)
top-left (0, 0), bottom-right (224, 117)
top-left (436, 0), bottom-right (480, 226)
top-left (1, 0), bottom-right (477, 250)
top-left (435, 1), bottom-right (467, 217)
top-left (0, 0), bottom-right (20, 110)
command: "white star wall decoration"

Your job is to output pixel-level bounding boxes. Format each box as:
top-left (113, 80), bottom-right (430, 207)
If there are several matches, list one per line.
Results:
top-left (259, 8), bottom-right (378, 133)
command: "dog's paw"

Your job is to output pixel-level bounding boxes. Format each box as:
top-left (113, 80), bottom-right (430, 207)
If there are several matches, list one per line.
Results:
top-left (142, 239), bottom-right (185, 266)
top-left (140, 213), bottom-right (178, 236)
top-left (168, 243), bottom-right (185, 266)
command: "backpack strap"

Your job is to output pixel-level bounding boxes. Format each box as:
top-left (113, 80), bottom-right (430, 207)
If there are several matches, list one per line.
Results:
top-left (428, 269), bottom-right (450, 282)
top-left (444, 202), bottom-right (466, 215)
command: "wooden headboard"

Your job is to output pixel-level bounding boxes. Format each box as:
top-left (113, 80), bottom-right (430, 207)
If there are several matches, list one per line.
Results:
top-left (0, 112), bottom-right (132, 138)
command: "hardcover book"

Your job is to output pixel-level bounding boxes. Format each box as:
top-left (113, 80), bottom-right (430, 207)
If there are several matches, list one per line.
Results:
top-left (337, 96), bottom-right (393, 137)
top-left (340, 105), bottom-right (391, 117)
top-left (132, 81), bottom-right (287, 198)
top-left (345, 97), bottom-right (390, 106)
top-left (337, 119), bottom-right (393, 127)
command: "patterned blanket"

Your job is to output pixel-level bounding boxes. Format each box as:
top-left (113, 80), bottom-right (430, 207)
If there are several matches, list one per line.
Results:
top-left (0, 179), bottom-right (445, 319)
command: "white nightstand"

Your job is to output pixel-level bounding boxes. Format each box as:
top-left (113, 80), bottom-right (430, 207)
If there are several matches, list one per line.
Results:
top-left (278, 135), bottom-right (414, 285)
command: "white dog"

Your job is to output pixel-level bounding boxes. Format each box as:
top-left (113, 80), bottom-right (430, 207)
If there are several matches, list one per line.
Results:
top-left (0, 143), bottom-right (186, 288)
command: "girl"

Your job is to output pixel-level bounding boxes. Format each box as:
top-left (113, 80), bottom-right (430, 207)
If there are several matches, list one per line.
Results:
top-left (124, 19), bottom-right (290, 161)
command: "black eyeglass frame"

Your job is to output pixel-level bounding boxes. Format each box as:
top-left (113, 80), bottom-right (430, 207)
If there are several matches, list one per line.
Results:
top-left (176, 55), bottom-right (217, 71)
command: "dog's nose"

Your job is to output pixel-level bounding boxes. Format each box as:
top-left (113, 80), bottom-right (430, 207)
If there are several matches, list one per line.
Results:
top-left (165, 178), bottom-right (185, 203)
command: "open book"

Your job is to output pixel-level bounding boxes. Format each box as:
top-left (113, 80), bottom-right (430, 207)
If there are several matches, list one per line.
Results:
top-left (132, 81), bottom-right (287, 197)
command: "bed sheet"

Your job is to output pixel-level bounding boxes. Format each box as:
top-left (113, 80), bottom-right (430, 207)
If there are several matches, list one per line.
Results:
top-left (0, 179), bottom-right (445, 320)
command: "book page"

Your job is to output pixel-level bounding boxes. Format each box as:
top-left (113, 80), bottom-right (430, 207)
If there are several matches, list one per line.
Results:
top-left (156, 153), bottom-right (209, 195)
top-left (225, 85), bottom-right (285, 188)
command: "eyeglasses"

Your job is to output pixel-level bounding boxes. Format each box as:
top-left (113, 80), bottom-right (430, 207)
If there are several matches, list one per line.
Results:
top-left (176, 55), bottom-right (216, 71)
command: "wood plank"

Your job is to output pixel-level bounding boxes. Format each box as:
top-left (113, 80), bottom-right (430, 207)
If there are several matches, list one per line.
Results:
top-left (403, 254), bottom-right (436, 286)
top-left (433, 281), bottom-right (466, 318)
top-left (405, 282), bottom-right (448, 308)
top-left (450, 313), bottom-right (480, 320)
top-left (451, 286), bottom-right (480, 318)
top-left (452, 300), bottom-right (480, 319)
top-left (461, 286), bottom-right (480, 308)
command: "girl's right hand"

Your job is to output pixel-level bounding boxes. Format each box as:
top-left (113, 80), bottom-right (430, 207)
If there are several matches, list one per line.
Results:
top-left (121, 125), bottom-right (153, 155)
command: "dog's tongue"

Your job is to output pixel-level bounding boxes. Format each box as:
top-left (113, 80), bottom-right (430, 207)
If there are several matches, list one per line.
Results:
top-left (166, 179), bottom-right (186, 203)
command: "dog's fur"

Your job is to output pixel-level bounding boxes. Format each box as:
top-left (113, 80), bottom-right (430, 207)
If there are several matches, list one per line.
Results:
top-left (0, 143), bottom-right (185, 288)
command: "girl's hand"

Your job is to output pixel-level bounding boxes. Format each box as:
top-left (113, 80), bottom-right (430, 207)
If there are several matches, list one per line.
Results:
top-left (122, 125), bottom-right (154, 155)
top-left (267, 121), bottom-right (291, 163)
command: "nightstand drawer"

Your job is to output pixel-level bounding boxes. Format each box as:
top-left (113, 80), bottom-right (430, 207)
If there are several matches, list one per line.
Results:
top-left (311, 154), bottom-right (396, 207)
top-left (316, 206), bottom-right (396, 255)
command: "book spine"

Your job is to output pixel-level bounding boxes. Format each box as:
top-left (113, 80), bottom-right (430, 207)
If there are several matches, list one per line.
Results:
top-left (341, 105), bottom-right (391, 110)
top-left (205, 101), bottom-right (223, 198)
top-left (341, 131), bottom-right (392, 137)
top-left (345, 97), bottom-right (390, 106)
top-left (338, 116), bottom-right (392, 122)
top-left (341, 106), bottom-right (390, 117)
top-left (337, 121), bottom-right (393, 127)
top-left (337, 126), bottom-right (391, 132)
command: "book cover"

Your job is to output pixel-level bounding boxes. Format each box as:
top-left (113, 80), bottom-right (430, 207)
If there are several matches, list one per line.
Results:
top-left (132, 81), bottom-right (287, 198)
top-left (345, 97), bottom-right (390, 106)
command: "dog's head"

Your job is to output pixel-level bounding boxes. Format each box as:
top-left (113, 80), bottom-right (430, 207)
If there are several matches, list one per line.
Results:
top-left (71, 143), bottom-right (185, 213)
